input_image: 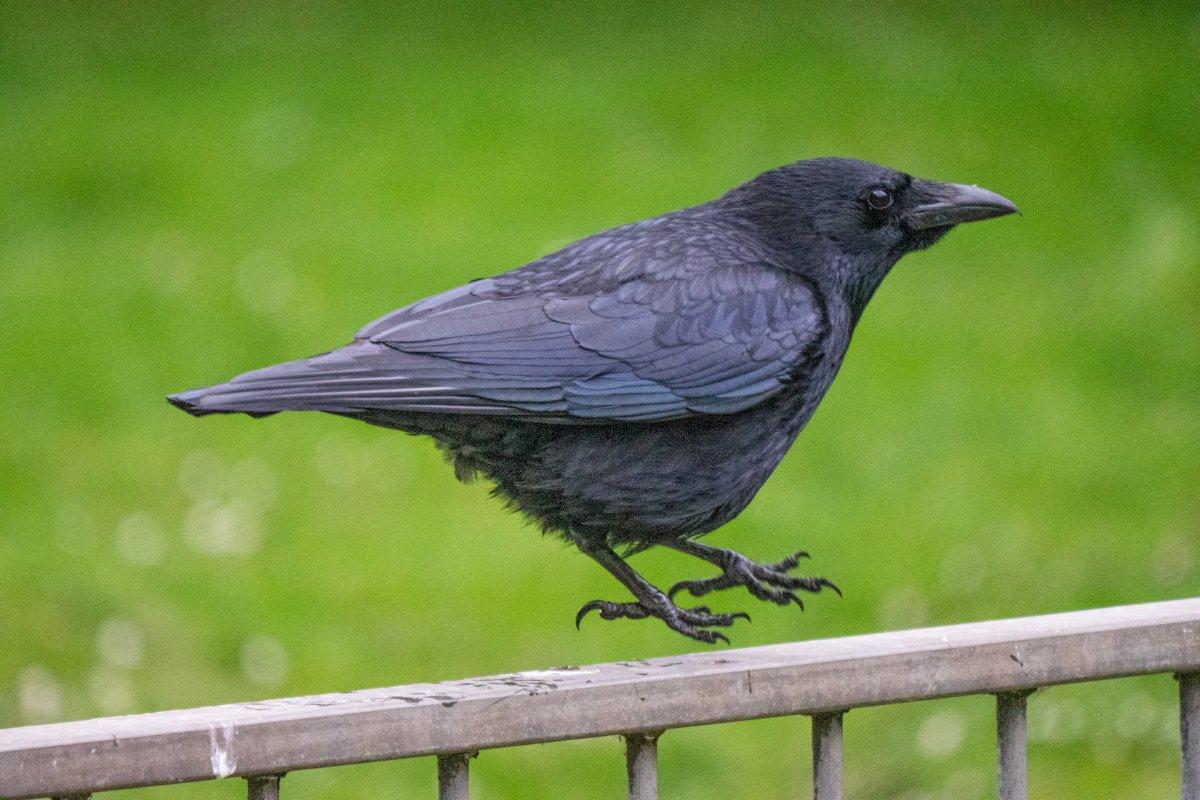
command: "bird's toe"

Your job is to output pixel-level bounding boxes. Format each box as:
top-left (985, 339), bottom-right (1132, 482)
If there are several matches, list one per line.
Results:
top-left (574, 595), bottom-right (743, 644)
top-left (574, 600), bottom-right (652, 628)
top-left (676, 606), bottom-right (750, 627)
top-left (767, 550), bottom-right (811, 572)
top-left (667, 574), bottom-right (734, 600)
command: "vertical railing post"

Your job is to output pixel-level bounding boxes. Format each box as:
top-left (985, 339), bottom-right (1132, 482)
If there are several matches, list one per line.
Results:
top-left (246, 774), bottom-right (282, 800)
top-left (625, 732), bottom-right (660, 800)
top-left (437, 753), bottom-right (472, 800)
top-left (437, 753), bottom-right (474, 800)
top-left (1179, 673), bottom-right (1200, 800)
top-left (812, 712), bottom-right (844, 800)
top-left (997, 691), bottom-right (1031, 800)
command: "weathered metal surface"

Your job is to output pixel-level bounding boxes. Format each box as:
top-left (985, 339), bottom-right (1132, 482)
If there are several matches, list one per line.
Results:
top-left (437, 753), bottom-right (472, 800)
top-left (811, 712), bottom-right (843, 800)
top-left (1181, 673), bottom-right (1200, 800)
top-left (2, 598), bottom-right (1198, 799)
top-left (624, 733), bottom-right (659, 800)
top-left (996, 692), bottom-right (1030, 800)
top-left (245, 774), bottom-right (281, 800)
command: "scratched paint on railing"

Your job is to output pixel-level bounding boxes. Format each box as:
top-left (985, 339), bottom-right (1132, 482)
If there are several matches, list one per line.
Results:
top-left (515, 669), bottom-right (598, 679)
top-left (209, 720), bottom-right (236, 778)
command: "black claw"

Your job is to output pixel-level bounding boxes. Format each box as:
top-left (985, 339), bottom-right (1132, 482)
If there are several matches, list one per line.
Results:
top-left (811, 578), bottom-right (840, 597)
top-left (773, 550), bottom-right (811, 571)
top-left (575, 601), bottom-right (603, 629)
top-left (681, 626), bottom-right (725, 644)
top-left (669, 581), bottom-right (701, 600)
top-left (765, 587), bottom-right (801, 608)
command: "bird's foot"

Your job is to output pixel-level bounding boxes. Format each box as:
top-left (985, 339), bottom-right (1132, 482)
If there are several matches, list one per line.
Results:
top-left (575, 592), bottom-right (749, 644)
top-left (668, 549), bottom-right (840, 609)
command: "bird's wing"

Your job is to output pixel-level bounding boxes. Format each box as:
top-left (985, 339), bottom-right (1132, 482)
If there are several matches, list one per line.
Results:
top-left (202, 224), bottom-right (829, 423)
top-left (343, 261), bottom-right (827, 422)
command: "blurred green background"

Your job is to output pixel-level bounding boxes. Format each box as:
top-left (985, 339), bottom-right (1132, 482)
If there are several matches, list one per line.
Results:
top-left (2, 2), bottom-right (1198, 798)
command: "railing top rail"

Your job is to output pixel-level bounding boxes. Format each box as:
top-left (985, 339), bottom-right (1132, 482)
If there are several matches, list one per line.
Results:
top-left (4, 598), bottom-right (1199, 799)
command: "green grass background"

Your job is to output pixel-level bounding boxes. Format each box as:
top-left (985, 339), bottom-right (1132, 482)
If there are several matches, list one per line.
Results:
top-left (2, 3), bottom-right (1198, 797)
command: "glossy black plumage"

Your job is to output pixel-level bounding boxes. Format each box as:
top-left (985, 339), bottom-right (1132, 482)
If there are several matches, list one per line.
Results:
top-left (170, 157), bottom-right (1016, 641)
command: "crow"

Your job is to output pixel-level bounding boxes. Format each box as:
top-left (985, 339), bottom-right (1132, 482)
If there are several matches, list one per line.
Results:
top-left (169, 157), bottom-right (1016, 643)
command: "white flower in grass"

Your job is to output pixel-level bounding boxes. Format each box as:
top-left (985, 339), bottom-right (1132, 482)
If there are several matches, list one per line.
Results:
top-left (916, 709), bottom-right (965, 759)
top-left (88, 668), bottom-right (134, 715)
top-left (241, 634), bottom-right (289, 688)
top-left (184, 499), bottom-right (265, 557)
top-left (115, 512), bottom-right (166, 566)
top-left (18, 666), bottom-right (64, 722)
top-left (97, 618), bottom-right (144, 669)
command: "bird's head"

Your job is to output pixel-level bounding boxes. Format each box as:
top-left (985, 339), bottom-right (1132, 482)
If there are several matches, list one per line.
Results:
top-left (720, 157), bottom-right (1017, 316)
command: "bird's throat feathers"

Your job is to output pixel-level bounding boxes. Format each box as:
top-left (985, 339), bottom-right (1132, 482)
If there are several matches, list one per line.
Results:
top-left (827, 254), bottom-right (895, 326)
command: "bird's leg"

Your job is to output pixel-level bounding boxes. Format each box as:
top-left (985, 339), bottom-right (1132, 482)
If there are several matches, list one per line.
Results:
top-left (574, 540), bottom-right (748, 644)
top-left (664, 539), bottom-right (841, 609)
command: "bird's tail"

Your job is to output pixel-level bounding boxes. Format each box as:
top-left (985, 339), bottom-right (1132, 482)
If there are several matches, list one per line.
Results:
top-left (167, 343), bottom-right (377, 418)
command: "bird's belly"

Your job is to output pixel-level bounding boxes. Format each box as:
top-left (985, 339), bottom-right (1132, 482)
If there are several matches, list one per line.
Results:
top-left (446, 394), bottom-right (814, 546)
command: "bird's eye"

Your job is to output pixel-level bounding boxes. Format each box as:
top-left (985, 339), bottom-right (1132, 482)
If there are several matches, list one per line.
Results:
top-left (866, 187), bottom-right (894, 210)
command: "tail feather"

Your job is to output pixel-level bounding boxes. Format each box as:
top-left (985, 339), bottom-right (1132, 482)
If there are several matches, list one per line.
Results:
top-left (167, 384), bottom-right (286, 418)
top-left (165, 341), bottom-right (516, 419)
top-left (166, 389), bottom-right (219, 417)
top-left (167, 340), bottom-right (563, 420)
top-left (166, 344), bottom-right (370, 418)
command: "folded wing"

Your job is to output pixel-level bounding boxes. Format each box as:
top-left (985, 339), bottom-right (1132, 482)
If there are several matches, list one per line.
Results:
top-left (174, 260), bottom-right (828, 423)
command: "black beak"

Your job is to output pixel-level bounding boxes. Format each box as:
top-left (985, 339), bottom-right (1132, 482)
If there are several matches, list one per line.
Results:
top-left (905, 181), bottom-right (1019, 230)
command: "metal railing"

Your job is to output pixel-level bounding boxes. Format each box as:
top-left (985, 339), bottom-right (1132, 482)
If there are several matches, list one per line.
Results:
top-left (2, 598), bottom-right (1198, 799)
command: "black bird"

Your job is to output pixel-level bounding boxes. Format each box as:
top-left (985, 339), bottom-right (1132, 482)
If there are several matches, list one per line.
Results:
top-left (170, 157), bottom-right (1016, 643)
